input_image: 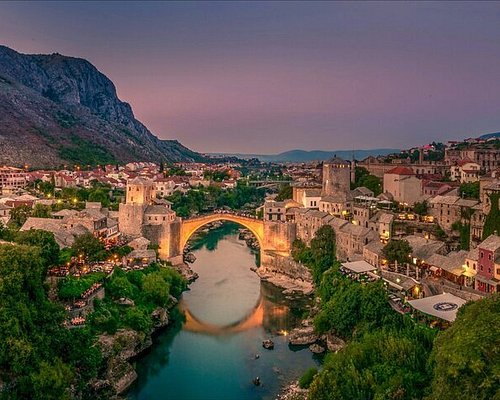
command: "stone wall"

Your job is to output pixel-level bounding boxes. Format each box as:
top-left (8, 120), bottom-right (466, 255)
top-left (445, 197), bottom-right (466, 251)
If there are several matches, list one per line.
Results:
top-left (262, 221), bottom-right (296, 254)
top-left (118, 203), bottom-right (146, 236)
top-left (261, 251), bottom-right (312, 282)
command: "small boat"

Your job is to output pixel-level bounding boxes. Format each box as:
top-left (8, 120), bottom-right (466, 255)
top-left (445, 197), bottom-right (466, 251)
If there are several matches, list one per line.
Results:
top-left (253, 377), bottom-right (261, 386)
top-left (262, 339), bottom-right (274, 350)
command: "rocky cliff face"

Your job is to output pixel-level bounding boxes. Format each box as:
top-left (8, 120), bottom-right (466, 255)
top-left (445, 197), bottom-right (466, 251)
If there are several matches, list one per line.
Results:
top-left (0, 45), bottom-right (203, 167)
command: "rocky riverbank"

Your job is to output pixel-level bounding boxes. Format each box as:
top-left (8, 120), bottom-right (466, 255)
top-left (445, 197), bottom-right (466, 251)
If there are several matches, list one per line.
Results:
top-left (275, 381), bottom-right (308, 400)
top-left (256, 266), bottom-right (314, 296)
top-left (92, 296), bottom-right (177, 397)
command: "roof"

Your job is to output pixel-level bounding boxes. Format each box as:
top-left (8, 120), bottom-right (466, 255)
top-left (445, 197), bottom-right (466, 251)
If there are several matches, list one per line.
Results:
top-left (340, 223), bottom-right (372, 236)
top-left (429, 195), bottom-right (459, 205)
top-left (128, 176), bottom-right (154, 185)
top-left (363, 240), bottom-right (384, 254)
top-left (53, 209), bottom-right (79, 218)
top-left (304, 188), bottom-right (322, 197)
top-left (342, 260), bottom-right (377, 273)
top-left (427, 251), bottom-right (469, 276)
top-left (478, 234), bottom-right (500, 252)
top-left (379, 213), bottom-right (395, 224)
top-left (145, 205), bottom-right (173, 215)
top-left (381, 271), bottom-right (420, 291)
top-left (385, 166), bottom-right (415, 175)
top-left (456, 157), bottom-right (476, 167)
top-left (407, 293), bottom-right (467, 322)
top-left (128, 236), bottom-right (151, 250)
top-left (405, 235), bottom-right (446, 262)
top-left (327, 157), bottom-right (349, 165)
top-left (466, 247), bottom-right (479, 261)
top-left (321, 194), bottom-right (348, 203)
top-left (128, 249), bottom-right (157, 259)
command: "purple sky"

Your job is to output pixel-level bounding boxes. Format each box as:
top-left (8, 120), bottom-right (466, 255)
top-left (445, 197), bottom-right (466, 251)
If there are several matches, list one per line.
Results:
top-left (1, 1), bottom-right (500, 154)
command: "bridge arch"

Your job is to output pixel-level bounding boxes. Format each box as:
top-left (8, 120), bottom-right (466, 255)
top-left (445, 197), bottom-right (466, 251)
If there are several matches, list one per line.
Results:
top-left (179, 213), bottom-right (265, 253)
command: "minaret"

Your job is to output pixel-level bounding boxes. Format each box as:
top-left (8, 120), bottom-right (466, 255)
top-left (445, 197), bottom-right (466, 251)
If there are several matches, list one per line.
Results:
top-left (350, 150), bottom-right (356, 183)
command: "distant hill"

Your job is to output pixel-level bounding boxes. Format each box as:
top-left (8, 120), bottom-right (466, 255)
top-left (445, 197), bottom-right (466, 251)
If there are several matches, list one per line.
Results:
top-left (478, 131), bottom-right (500, 140)
top-left (210, 148), bottom-right (399, 162)
top-left (0, 45), bottom-right (203, 168)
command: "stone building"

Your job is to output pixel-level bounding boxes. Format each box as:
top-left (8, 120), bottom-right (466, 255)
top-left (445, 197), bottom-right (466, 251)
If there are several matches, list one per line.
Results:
top-left (118, 177), bottom-right (181, 260)
top-left (321, 157), bottom-right (351, 197)
top-left (383, 166), bottom-right (422, 206)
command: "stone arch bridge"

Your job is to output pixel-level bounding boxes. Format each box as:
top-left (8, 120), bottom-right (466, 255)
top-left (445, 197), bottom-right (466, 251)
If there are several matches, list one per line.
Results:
top-left (162, 212), bottom-right (295, 264)
top-left (179, 213), bottom-right (264, 252)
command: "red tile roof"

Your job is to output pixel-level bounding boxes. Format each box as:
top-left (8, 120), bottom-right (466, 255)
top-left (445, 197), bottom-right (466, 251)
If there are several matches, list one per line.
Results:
top-left (385, 166), bottom-right (415, 175)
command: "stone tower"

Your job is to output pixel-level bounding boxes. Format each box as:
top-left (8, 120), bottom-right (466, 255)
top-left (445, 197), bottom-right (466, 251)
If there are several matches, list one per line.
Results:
top-left (119, 177), bottom-right (156, 236)
top-left (322, 157), bottom-right (351, 197)
top-left (125, 176), bottom-right (156, 205)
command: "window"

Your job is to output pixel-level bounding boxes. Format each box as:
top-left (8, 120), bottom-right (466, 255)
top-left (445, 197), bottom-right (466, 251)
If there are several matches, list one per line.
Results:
top-left (489, 254), bottom-right (492, 261)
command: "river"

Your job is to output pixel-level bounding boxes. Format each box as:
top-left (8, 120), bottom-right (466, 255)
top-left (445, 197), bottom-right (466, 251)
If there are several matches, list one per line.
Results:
top-left (128, 222), bottom-right (320, 400)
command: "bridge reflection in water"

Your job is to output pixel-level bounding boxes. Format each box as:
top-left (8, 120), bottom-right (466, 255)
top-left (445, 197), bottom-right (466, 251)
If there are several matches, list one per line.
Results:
top-left (180, 283), bottom-right (297, 336)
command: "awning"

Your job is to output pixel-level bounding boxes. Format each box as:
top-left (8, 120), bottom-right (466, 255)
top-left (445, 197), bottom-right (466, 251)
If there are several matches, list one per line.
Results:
top-left (429, 266), bottom-right (439, 272)
top-left (462, 270), bottom-right (476, 278)
top-left (408, 293), bottom-right (467, 322)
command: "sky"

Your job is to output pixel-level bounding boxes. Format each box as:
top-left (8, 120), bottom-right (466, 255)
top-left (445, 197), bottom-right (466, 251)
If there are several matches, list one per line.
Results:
top-left (1, 1), bottom-right (500, 154)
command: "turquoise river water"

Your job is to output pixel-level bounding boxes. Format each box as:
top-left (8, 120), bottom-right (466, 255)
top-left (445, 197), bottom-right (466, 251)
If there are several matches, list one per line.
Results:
top-left (128, 223), bottom-right (320, 400)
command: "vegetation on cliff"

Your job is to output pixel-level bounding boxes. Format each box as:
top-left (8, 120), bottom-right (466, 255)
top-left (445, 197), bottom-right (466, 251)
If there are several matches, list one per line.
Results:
top-left (0, 226), bottom-right (186, 398)
top-left (295, 228), bottom-right (499, 400)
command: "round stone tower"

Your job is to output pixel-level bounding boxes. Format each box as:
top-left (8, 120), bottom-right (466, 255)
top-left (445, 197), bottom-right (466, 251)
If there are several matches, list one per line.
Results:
top-left (322, 157), bottom-right (351, 197)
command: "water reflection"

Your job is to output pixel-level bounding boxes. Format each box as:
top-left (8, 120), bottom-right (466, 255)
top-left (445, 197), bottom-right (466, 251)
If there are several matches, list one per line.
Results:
top-left (128, 223), bottom-right (318, 400)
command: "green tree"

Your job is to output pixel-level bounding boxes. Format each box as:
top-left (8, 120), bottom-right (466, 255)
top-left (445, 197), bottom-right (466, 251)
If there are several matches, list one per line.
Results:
top-left (383, 239), bottom-right (412, 266)
top-left (429, 295), bottom-right (500, 400)
top-left (459, 181), bottom-right (480, 199)
top-left (88, 188), bottom-right (110, 207)
top-left (310, 225), bottom-right (336, 284)
top-left (482, 193), bottom-right (500, 239)
top-left (9, 204), bottom-right (32, 227)
top-left (30, 358), bottom-right (74, 400)
top-left (352, 167), bottom-right (382, 196)
top-left (413, 200), bottom-right (428, 216)
top-left (31, 203), bottom-right (52, 218)
top-left (71, 232), bottom-right (104, 262)
top-left (142, 272), bottom-right (171, 307)
top-left (275, 184), bottom-right (293, 201)
top-left (15, 229), bottom-right (60, 269)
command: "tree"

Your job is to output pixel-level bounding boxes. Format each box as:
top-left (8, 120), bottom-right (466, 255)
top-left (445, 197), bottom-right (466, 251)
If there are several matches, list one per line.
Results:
top-left (32, 203), bottom-right (52, 218)
top-left (459, 181), bottom-right (480, 199)
top-left (30, 358), bottom-right (74, 400)
top-left (310, 225), bottom-right (336, 284)
top-left (482, 193), bottom-right (500, 239)
top-left (71, 232), bottom-right (104, 262)
top-left (88, 188), bottom-right (110, 207)
top-left (383, 239), bottom-right (412, 266)
top-left (413, 200), bottom-right (428, 216)
top-left (309, 326), bottom-right (435, 400)
top-left (142, 272), bottom-right (171, 307)
top-left (352, 167), bottom-right (382, 196)
top-left (428, 295), bottom-right (500, 400)
top-left (15, 229), bottom-right (60, 269)
top-left (275, 184), bottom-right (293, 201)
top-left (9, 204), bottom-right (32, 227)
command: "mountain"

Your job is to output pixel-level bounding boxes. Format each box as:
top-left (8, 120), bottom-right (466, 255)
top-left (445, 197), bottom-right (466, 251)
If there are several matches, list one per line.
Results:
top-left (478, 131), bottom-right (500, 140)
top-left (210, 148), bottom-right (399, 162)
top-left (0, 45), bottom-right (203, 167)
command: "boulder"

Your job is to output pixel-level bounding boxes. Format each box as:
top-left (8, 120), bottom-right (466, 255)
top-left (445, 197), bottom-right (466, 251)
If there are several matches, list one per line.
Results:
top-left (326, 333), bottom-right (346, 352)
top-left (288, 326), bottom-right (318, 346)
top-left (309, 343), bottom-right (325, 354)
